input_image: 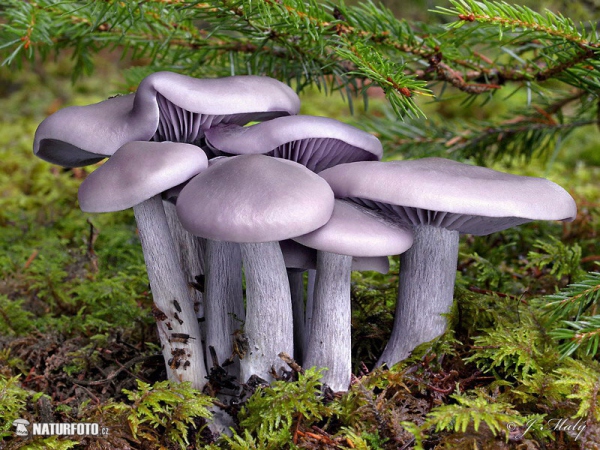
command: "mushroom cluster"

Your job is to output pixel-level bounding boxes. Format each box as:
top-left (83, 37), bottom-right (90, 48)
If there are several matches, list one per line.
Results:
top-left (34, 71), bottom-right (577, 397)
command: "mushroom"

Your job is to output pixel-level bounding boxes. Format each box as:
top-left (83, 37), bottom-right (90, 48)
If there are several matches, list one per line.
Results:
top-left (319, 158), bottom-right (578, 367)
top-left (162, 158), bottom-right (245, 376)
top-left (162, 200), bottom-right (207, 322)
top-left (161, 171), bottom-right (244, 373)
top-left (292, 199), bottom-right (414, 391)
top-left (176, 155), bottom-right (335, 382)
top-left (204, 115), bottom-right (384, 372)
top-left (78, 141), bottom-right (209, 388)
top-left (203, 238), bottom-right (244, 374)
top-left (33, 72), bottom-right (300, 257)
top-left (137, 73), bottom-right (300, 351)
top-left (35, 72), bottom-right (302, 360)
top-left (33, 94), bottom-right (136, 168)
top-left (204, 115), bottom-right (382, 172)
top-left (279, 239), bottom-right (390, 364)
top-left (34, 72), bottom-right (301, 166)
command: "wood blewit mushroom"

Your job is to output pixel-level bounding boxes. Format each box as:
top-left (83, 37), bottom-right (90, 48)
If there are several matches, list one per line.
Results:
top-left (162, 163), bottom-right (244, 377)
top-left (204, 115), bottom-right (385, 376)
top-left (137, 73), bottom-right (302, 366)
top-left (34, 71), bottom-right (301, 165)
top-left (35, 72), bottom-right (302, 367)
top-left (293, 199), bottom-right (414, 391)
top-left (280, 239), bottom-right (390, 365)
top-left (204, 115), bottom-right (383, 172)
top-left (176, 155), bottom-right (335, 382)
top-left (319, 158), bottom-right (578, 367)
top-left (78, 141), bottom-right (209, 389)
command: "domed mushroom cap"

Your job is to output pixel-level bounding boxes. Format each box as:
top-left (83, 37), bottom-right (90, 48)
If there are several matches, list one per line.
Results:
top-left (204, 115), bottom-right (383, 172)
top-left (319, 158), bottom-right (577, 235)
top-left (78, 141), bottom-right (208, 213)
top-left (176, 155), bottom-right (335, 242)
top-left (137, 71), bottom-right (300, 119)
top-left (293, 200), bottom-right (414, 257)
top-left (34, 72), bottom-right (300, 167)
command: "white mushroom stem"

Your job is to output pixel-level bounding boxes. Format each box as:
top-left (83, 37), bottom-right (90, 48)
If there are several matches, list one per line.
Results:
top-left (239, 242), bottom-right (293, 382)
top-left (133, 194), bottom-right (207, 389)
top-left (163, 201), bottom-right (206, 321)
top-left (377, 224), bottom-right (459, 367)
top-left (304, 251), bottom-right (353, 392)
top-left (288, 269), bottom-right (306, 363)
top-left (204, 239), bottom-right (244, 373)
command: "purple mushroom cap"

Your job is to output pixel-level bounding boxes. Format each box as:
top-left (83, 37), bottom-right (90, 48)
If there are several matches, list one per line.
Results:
top-left (318, 158), bottom-right (577, 368)
top-left (319, 157), bottom-right (577, 234)
top-left (34, 95), bottom-right (143, 167)
top-left (176, 155), bottom-right (335, 242)
top-left (78, 141), bottom-right (208, 212)
top-left (34, 72), bottom-right (300, 167)
top-left (293, 200), bottom-right (414, 256)
top-left (204, 115), bottom-right (383, 172)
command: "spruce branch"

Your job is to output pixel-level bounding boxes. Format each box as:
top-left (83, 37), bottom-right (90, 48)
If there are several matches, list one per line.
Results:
top-left (435, 0), bottom-right (600, 92)
top-left (359, 92), bottom-right (598, 163)
top-left (439, 0), bottom-right (599, 47)
top-left (551, 316), bottom-right (600, 358)
top-left (335, 41), bottom-right (430, 118)
top-left (3, 0), bottom-right (599, 105)
top-left (542, 271), bottom-right (600, 358)
top-left (2, 0), bottom-right (599, 158)
top-left (544, 272), bottom-right (600, 322)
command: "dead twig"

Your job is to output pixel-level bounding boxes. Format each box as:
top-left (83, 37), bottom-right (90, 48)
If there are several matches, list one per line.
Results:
top-left (67, 354), bottom-right (161, 387)
top-left (278, 352), bottom-right (304, 374)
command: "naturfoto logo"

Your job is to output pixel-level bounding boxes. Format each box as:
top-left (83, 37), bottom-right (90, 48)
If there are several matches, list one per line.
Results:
top-left (12, 419), bottom-right (29, 437)
top-left (12, 419), bottom-right (108, 437)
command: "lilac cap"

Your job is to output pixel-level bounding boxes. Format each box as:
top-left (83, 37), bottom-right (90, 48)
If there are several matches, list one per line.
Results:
top-left (319, 158), bottom-right (577, 235)
top-left (176, 155), bottom-right (335, 242)
top-left (78, 141), bottom-right (208, 212)
top-left (34, 94), bottom-right (148, 167)
top-left (293, 200), bottom-right (414, 257)
top-left (137, 71), bottom-right (300, 118)
top-left (34, 72), bottom-right (300, 167)
top-left (204, 115), bottom-right (383, 172)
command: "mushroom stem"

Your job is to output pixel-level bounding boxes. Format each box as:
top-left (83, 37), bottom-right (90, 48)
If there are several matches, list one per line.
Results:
top-left (239, 242), bottom-right (293, 382)
top-left (204, 239), bottom-right (244, 374)
top-left (288, 269), bottom-right (306, 363)
top-left (304, 251), bottom-right (353, 392)
top-left (163, 201), bottom-right (206, 321)
top-left (377, 224), bottom-right (459, 367)
top-left (133, 194), bottom-right (207, 389)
